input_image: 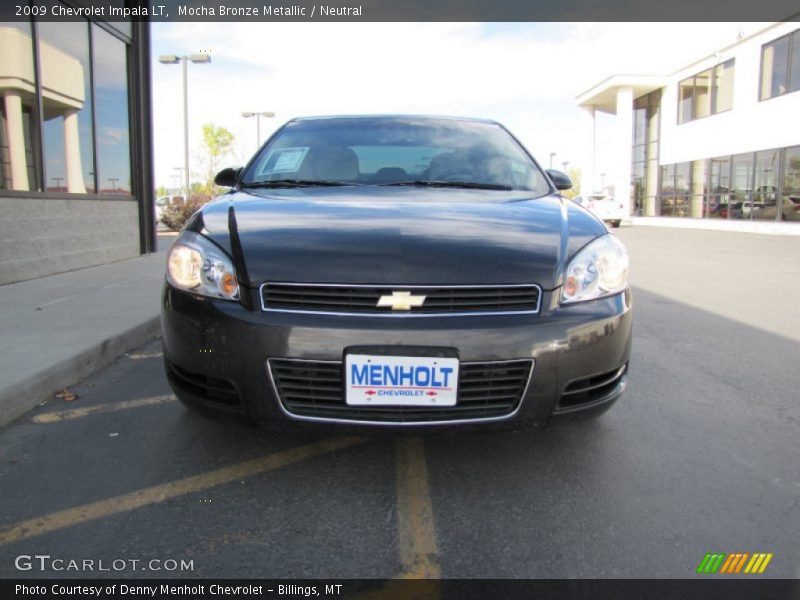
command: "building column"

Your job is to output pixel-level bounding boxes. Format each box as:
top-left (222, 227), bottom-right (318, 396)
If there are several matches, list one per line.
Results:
top-left (690, 160), bottom-right (705, 217)
top-left (614, 87), bottom-right (634, 216)
top-left (579, 105), bottom-right (596, 196)
top-left (63, 109), bottom-right (86, 194)
top-left (3, 91), bottom-right (30, 191)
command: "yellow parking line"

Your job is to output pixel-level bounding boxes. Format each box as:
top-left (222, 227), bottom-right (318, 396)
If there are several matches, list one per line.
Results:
top-left (395, 438), bottom-right (441, 579)
top-left (0, 436), bottom-right (365, 545)
top-left (32, 395), bottom-right (177, 423)
top-left (126, 351), bottom-right (163, 360)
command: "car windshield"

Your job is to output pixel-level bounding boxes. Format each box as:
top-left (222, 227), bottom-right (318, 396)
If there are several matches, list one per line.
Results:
top-left (240, 116), bottom-right (550, 194)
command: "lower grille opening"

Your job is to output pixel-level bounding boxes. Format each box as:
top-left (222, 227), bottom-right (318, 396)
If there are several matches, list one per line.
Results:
top-left (268, 359), bottom-right (533, 423)
top-left (558, 364), bottom-right (627, 410)
top-left (167, 361), bottom-right (241, 407)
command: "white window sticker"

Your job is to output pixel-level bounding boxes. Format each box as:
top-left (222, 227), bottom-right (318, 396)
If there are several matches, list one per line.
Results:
top-left (259, 147), bottom-right (309, 175)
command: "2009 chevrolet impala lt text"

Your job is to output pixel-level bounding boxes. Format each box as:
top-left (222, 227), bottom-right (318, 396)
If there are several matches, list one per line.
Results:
top-left (161, 116), bottom-right (632, 428)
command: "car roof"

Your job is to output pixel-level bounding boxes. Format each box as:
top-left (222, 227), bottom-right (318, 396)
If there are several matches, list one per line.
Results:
top-left (288, 114), bottom-right (501, 126)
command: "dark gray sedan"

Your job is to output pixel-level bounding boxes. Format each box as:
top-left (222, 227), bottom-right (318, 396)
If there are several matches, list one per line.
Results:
top-left (161, 115), bottom-right (632, 428)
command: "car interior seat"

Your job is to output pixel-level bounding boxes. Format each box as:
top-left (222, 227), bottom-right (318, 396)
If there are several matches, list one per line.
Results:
top-left (297, 145), bottom-right (360, 182)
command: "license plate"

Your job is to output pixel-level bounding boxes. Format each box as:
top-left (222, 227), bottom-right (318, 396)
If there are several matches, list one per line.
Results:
top-left (345, 354), bottom-right (459, 406)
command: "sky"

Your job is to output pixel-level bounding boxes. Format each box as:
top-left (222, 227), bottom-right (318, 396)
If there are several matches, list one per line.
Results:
top-left (151, 22), bottom-right (762, 191)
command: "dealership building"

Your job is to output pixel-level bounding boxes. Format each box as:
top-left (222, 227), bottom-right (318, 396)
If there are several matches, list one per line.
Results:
top-left (577, 21), bottom-right (800, 225)
top-left (0, 16), bottom-right (153, 285)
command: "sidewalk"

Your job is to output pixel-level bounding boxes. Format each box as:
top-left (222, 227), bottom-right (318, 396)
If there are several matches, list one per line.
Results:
top-left (0, 234), bottom-right (175, 429)
top-left (630, 216), bottom-right (800, 236)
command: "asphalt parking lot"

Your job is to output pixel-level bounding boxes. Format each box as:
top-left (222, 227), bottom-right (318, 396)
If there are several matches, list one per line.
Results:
top-left (0, 227), bottom-right (798, 579)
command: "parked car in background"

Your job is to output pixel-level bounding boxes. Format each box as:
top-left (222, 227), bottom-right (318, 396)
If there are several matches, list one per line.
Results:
top-left (752, 195), bottom-right (800, 221)
top-left (583, 194), bottom-right (625, 228)
top-left (155, 196), bottom-right (170, 223)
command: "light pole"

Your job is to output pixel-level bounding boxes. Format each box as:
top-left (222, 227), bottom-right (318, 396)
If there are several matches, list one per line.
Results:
top-left (600, 172), bottom-right (607, 192)
top-left (242, 111), bottom-right (276, 149)
top-left (174, 167), bottom-right (185, 198)
top-left (561, 161), bottom-right (569, 171)
top-left (159, 53), bottom-right (211, 201)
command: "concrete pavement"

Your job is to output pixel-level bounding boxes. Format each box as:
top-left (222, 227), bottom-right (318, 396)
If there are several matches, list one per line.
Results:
top-left (0, 234), bottom-right (173, 429)
top-left (0, 226), bottom-right (798, 579)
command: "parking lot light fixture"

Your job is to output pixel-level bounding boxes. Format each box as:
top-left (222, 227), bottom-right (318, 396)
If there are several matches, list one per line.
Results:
top-left (242, 111), bottom-right (276, 148)
top-left (159, 53), bottom-right (211, 201)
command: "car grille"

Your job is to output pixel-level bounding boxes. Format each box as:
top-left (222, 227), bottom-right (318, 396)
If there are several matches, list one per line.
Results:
top-left (556, 364), bottom-right (627, 412)
top-left (260, 283), bottom-right (541, 315)
top-left (268, 358), bottom-right (533, 423)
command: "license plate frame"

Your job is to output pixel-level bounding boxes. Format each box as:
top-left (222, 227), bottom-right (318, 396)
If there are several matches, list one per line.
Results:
top-left (345, 353), bottom-right (459, 407)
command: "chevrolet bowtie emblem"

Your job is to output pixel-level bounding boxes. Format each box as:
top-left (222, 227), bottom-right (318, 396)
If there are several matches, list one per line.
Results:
top-left (377, 291), bottom-right (427, 311)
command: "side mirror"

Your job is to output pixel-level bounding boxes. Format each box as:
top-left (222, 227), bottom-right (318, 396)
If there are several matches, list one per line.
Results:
top-left (546, 169), bottom-right (573, 191)
top-left (214, 167), bottom-right (242, 188)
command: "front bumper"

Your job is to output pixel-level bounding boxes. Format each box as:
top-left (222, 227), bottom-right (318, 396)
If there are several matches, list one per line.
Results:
top-left (161, 285), bottom-right (632, 429)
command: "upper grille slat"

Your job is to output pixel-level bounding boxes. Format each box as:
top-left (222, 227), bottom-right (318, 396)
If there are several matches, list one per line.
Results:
top-left (261, 283), bottom-right (542, 316)
top-left (268, 358), bottom-right (533, 423)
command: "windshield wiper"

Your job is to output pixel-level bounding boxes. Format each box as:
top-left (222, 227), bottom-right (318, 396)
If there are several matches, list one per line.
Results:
top-left (380, 180), bottom-right (513, 191)
top-left (240, 179), bottom-right (355, 189)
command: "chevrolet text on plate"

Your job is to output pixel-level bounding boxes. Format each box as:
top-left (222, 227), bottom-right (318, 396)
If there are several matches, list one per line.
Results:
top-left (161, 115), bottom-right (632, 428)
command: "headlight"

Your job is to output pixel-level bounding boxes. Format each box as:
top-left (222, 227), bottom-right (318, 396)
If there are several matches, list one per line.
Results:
top-left (167, 231), bottom-right (240, 300)
top-left (561, 234), bottom-right (628, 304)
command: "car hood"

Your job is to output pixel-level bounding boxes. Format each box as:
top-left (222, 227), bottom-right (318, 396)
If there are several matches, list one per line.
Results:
top-left (192, 186), bottom-right (605, 289)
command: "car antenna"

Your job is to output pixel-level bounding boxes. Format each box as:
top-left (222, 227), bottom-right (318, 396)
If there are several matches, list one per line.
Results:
top-left (228, 204), bottom-right (253, 310)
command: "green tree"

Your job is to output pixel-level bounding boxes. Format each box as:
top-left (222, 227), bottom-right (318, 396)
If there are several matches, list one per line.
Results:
top-left (198, 123), bottom-right (235, 194)
top-left (560, 167), bottom-right (582, 199)
top-left (190, 181), bottom-right (207, 195)
top-left (156, 185), bottom-right (168, 198)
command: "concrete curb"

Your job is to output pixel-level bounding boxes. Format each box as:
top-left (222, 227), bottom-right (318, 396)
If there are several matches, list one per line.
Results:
top-left (0, 316), bottom-right (161, 429)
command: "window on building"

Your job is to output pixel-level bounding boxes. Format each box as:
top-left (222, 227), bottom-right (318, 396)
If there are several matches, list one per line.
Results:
top-left (678, 59), bottom-right (735, 123)
top-left (730, 153), bottom-right (755, 220)
top-left (93, 25), bottom-right (131, 195)
top-left (693, 69), bottom-right (712, 119)
top-left (678, 79), bottom-right (694, 124)
top-left (659, 148), bottom-right (799, 222)
top-left (631, 90), bottom-right (660, 216)
top-left (38, 21), bottom-right (96, 193)
top-left (0, 21), bottom-right (39, 191)
top-left (712, 60), bottom-right (735, 113)
top-left (752, 149), bottom-right (780, 221)
top-left (1, 16), bottom-right (134, 196)
top-left (760, 29), bottom-right (800, 100)
top-left (660, 162), bottom-right (692, 217)
top-left (781, 146), bottom-right (800, 222)
top-left (708, 157), bottom-right (731, 219)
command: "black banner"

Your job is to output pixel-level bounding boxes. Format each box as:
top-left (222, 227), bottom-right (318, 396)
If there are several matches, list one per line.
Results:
top-left (2, 0), bottom-right (800, 22)
top-left (2, 579), bottom-right (800, 600)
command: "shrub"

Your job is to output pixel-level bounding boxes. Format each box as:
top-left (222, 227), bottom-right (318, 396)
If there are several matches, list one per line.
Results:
top-left (161, 194), bottom-right (211, 231)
